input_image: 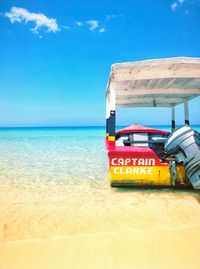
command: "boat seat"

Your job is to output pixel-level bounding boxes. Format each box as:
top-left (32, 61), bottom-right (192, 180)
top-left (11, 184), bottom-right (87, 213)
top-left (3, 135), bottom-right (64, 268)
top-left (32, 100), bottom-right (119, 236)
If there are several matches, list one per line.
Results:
top-left (124, 139), bottom-right (166, 146)
top-left (116, 135), bottom-right (128, 146)
top-left (129, 133), bottom-right (149, 147)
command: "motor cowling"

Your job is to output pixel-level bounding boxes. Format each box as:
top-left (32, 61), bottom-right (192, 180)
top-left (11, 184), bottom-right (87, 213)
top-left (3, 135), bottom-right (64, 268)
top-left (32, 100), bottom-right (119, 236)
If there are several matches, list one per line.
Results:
top-left (165, 125), bottom-right (200, 189)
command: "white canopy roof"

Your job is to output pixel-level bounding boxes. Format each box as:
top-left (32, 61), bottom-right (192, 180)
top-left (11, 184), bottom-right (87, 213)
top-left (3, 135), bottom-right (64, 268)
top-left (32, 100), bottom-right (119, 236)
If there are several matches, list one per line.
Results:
top-left (106, 57), bottom-right (200, 108)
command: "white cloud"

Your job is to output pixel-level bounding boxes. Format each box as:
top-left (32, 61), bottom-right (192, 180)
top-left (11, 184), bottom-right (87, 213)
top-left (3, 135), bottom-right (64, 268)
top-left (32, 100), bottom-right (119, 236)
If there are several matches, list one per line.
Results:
top-left (105, 14), bottom-right (123, 20)
top-left (76, 21), bottom-right (83, 26)
top-left (63, 25), bottom-right (70, 30)
top-left (105, 14), bottom-right (116, 20)
top-left (171, 0), bottom-right (187, 11)
top-left (75, 19), bottom-right (106, 33)
top-left (74, 14), bottom-right (122, 33)
top-left (5, 6), bottom-right (59, 34)
top-left (171, 2), bottom-right (178, 11)
top-left (99, 28), bottom-right (105, 33)
top-left (171, 0), bottom-right (200, 12)
top-left (86, 20), bottom-right (99, 31)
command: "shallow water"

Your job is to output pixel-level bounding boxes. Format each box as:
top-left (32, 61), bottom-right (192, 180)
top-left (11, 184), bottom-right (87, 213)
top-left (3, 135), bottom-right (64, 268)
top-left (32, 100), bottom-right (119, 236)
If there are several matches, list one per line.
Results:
top-left (0, 126), bottom-right (200, 244)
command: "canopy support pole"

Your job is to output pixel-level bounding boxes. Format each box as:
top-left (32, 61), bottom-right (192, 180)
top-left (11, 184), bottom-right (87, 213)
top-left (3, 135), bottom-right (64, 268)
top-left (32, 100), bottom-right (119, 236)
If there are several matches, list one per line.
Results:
top-left (106, 83), bottom-right (116, 143)
top-left (171, 106), bottom-right (175, 132)
top-left (184, 101), bottom-right (190, 125)
top-left (106, 97), bottom-right (110, 137)
top-left (108, 84), bottom-right (116, 141)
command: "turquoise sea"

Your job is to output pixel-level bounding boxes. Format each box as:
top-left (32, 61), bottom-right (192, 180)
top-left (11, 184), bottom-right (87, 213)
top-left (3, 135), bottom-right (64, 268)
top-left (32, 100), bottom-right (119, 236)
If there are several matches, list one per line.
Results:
top-left (0, 127), bottom-right (107, 185)
top-left (0, 125), bottom-right (200, 243)
top-left (1, 125), bottom-right (199, 185)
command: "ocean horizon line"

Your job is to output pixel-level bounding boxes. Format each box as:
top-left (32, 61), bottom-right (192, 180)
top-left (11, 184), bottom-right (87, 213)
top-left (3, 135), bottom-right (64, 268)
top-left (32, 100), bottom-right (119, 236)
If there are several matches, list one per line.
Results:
top-left (0, 124), bottom-right (200, 129)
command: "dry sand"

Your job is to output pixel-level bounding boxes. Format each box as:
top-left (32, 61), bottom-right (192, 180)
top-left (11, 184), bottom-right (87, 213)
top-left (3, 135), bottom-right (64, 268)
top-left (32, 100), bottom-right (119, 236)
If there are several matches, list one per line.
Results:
top-left (1, 226), bottom-right (200, 269)
top-left (1, 180), bottom-right (200, 269)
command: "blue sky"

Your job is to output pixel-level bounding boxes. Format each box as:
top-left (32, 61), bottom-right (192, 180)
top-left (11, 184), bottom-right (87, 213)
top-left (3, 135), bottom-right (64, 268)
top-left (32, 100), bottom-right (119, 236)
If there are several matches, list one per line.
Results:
top-left (0, 0), bottom-right (200, 127)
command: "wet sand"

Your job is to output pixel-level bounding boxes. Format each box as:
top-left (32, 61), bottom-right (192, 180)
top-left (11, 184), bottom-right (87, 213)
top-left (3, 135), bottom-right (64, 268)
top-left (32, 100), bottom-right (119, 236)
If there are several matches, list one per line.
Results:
top-left (1, 179), bottom-right (200, 269)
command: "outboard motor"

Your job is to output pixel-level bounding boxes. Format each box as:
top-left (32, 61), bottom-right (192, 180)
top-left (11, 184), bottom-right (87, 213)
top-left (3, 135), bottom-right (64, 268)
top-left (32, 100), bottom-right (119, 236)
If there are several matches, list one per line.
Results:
top-left (165, 125), bottom-right (200, 189)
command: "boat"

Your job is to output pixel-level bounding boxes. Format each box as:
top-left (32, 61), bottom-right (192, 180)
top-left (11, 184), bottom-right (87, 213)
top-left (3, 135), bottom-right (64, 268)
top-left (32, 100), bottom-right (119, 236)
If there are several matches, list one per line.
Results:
top-left (105, 57), bottom-right (200, 189)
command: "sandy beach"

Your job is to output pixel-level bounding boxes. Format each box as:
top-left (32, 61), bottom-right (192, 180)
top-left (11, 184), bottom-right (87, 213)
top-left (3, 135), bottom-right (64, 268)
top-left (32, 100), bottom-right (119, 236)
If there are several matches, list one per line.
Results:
top-left (1, 225), bottom-right (200, 269)
top-left (1, 179), bottom-right (200, 269)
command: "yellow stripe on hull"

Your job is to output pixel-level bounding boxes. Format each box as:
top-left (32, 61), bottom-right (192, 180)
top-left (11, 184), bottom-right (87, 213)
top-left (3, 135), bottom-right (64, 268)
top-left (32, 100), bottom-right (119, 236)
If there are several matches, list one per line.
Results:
top-left (110, 165), bottom-right (186, 186)
top-left (110, 163), bottom-right (187, 186)
top-left (110, 166), bottom-right (171, 186)
top-left (108, 136), bottom-right (115, 141)
top-left (174, 165), bottom-right (186, 185)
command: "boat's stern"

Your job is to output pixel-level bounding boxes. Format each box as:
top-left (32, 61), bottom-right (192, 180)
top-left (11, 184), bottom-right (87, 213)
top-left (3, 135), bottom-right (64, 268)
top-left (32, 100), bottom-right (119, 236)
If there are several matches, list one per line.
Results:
top-left (109, 146), bottom-right (171, 187)
top-left (106, 125), bottom-right (187, 188)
